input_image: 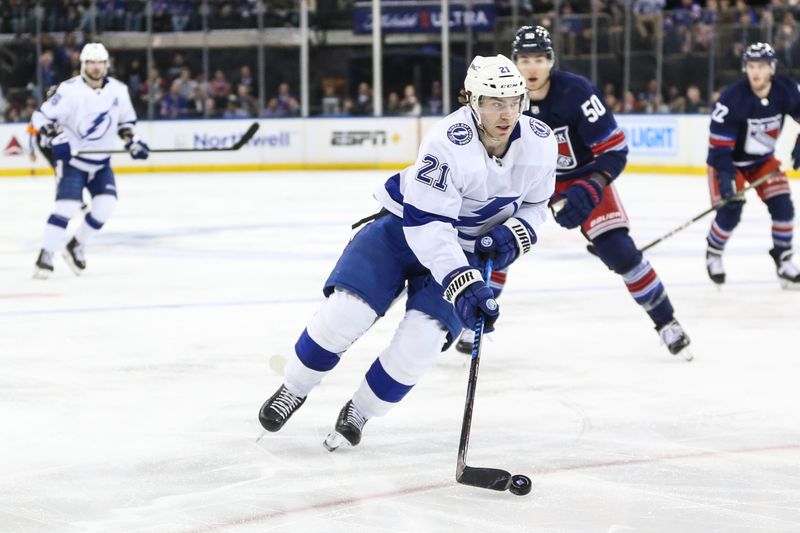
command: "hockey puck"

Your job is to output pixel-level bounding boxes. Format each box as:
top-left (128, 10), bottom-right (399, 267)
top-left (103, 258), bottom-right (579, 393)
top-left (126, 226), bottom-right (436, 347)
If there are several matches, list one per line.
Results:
top-left (508, 474), bottom-right (532, 496)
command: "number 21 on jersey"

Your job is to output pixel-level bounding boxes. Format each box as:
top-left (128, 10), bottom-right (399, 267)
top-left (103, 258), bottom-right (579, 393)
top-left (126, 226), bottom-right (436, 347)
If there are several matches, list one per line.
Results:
top-left (415, 154), bottom-right (449, 191)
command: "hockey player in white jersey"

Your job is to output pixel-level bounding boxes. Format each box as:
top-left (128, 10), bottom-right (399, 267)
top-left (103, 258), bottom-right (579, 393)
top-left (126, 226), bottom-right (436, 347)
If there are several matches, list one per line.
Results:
top-left (31, 43), bottom-right (149, 278)
top-left (258, 54), bottom-right (556, 450)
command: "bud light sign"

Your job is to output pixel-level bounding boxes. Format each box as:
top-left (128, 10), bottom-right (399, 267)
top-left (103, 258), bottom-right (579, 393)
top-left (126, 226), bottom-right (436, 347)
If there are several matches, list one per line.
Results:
top-left (617, 116), bottom-right (679, 157)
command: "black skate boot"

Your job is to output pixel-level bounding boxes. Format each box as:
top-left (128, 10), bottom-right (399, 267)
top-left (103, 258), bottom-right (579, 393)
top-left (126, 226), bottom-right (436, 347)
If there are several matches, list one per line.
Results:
top-left (62, 237), bottom-right (86, 275)
top-left (258, 385), bottom-right (306, 432)
top-left (33, 249), bottom-right (54, 279)
top-left (770, 248), bottom-right (800, 290)
top-left (656, 319), bottom-right (693, 361)
top-left (323, 400), bottom-right (369, 451)
top-left (705, 248), bottom-right (725, 285)
top-left (454, 328), bottom-right (474, 354)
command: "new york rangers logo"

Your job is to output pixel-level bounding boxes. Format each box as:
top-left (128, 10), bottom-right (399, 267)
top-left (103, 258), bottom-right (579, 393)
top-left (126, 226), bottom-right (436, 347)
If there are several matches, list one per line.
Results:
top-left (447, 123), bottom-right (473, 146)
top-left (745, 114), bottom-right (782, 155)
top-left (78, 110), bottom-right (112, 141)
top-left (529, 118), bottom-right (550, 138)
top-left (553, 125), bottom-right (577, 169)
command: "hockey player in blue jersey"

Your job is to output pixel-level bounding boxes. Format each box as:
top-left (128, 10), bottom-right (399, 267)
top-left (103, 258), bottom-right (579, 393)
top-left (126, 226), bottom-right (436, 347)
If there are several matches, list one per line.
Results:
top-left (705, 42), bottom-right (800, 289)
top-left (457, 25), bottom-right (692, 358)
top-left (258, 54), bottom-right (556, 450)
top-left (31, 43), bottom-right (150, 279)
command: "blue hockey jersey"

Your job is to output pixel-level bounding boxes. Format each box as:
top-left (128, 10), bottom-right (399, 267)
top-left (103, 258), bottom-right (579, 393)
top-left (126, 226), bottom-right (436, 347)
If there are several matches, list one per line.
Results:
top-left (525, 70), bottom-right (628, 182)
top-left (708, 75), bottom-right (800, 172)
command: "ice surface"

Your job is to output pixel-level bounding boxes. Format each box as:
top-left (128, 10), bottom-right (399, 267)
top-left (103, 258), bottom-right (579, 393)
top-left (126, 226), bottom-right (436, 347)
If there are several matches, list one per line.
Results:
top-left (1, 171), bottom-right (798, 533)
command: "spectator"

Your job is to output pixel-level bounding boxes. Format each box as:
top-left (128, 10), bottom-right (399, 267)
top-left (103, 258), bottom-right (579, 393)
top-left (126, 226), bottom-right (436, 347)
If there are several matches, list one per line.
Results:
top-left (386, 91), bottom-right (401, 116)
top-left (399, 84), bottom-right (421, 116)
top-left (775, 10), bottom-right (799, 67)
top-left (187, 85), bottom-right (207, 116)
top-left (209, 68), bottom-right (232, 108)
top-left (171, 0), bottom-right (192, 31)
top-left (619, 90), bottom-right (640, 113)
top-left (632, 0), bottom-right (665, 46)
top-left (172, 67), bottom-right (196, 101)
top-left (684, 84), bottom-right (709, 113)
top-left (352, 82), bottom-right (373, 116)
top-left (236, 83), bottom-right (257, 116)
top-left (237, 65), bottom-right (255, 93)
top-left (426, 81), bottom-right (443, 115)
top-left (140, 67), bottom-right (166, 113)
top-left (321, 84), bottom-right (341, 115)
top-left (275, 82), bottom-right (300, 116)
top-left (38, 51), bottom-right (58, 96)
top-left (667, 85), bottom-right (686, 112)
top-left (261, 97), bottom-right (281, 118)
top-left (223, 95), bottom-right (250, 118)
top-left (161, 83), bottom-right (188, 119)
top-left (126, 0), bottom-right (146, 31)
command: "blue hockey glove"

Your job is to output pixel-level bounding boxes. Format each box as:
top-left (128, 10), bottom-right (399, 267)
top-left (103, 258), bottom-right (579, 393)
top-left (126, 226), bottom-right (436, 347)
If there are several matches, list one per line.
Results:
top-left (553, 178), bottom-right (604, 229)
top-left (443, 266), bottom-right (499, 333)
top-left (475, 217), bottom-right (537, 271)
top-left (125, 138), bottom-right (150, 160)
top-left (792, 135), bottom-right (800, 170)
top-left (715, 171), bottom-right (736, 201)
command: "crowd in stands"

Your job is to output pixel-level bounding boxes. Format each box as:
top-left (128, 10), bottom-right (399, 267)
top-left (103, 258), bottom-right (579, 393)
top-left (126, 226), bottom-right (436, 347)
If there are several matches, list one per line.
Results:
top-left (0, 0), bottom-right (792, 122)
top-left (0, 0), bottom-right (297, 34)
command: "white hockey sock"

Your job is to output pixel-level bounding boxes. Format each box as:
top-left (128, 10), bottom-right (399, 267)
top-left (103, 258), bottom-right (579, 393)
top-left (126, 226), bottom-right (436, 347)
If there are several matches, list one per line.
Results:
top-left (351, 309), bottom-right (447, 419)
top-left (75, 194), bottom-right (116, 245)
top-left (284, 289), bottom-right (377, 397)
top-left (42, 199), bottom-right (81, 253)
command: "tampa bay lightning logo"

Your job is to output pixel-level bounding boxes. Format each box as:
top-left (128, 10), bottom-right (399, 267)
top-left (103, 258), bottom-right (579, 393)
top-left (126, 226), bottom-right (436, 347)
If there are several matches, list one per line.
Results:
top-left (447, 123), bottom-right (473, 146)
top-left (529, 118), bottom-right (550, 138)
top-left (78, 110), bottom-right (112, 140)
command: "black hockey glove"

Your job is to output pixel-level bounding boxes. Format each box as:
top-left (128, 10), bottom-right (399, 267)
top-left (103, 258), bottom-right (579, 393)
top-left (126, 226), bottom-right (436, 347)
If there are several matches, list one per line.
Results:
top-left (443, 266), bottom-right (499, 332)
top-left (553, 177), bottom-right (604, 229)
top-left (715, 171), bottom-right (736, 201)
top-left (475, 217), bottom-right (537, 271)
top-left (37, 123), bottom-right (60, 149)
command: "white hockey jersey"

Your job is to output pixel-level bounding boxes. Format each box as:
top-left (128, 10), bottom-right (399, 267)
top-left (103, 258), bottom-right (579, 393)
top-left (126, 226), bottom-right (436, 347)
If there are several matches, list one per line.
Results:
top-left (374, 106), bottom-right (557, 285)
top-left (31, 75), bottom-right (137, 169)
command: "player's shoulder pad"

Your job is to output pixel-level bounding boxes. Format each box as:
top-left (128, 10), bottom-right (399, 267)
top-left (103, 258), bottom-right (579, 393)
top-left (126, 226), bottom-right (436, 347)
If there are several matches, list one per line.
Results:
top-left (771, 74), bottom-right (798, 94)
top-left (427, 108), bottom-right (478, 151)
top-left (524, 116), bottom-right (553, 139)
top-left (718, 79), bottom-right (748, 102)
top-left (552, 69), bottom-right (595, 98)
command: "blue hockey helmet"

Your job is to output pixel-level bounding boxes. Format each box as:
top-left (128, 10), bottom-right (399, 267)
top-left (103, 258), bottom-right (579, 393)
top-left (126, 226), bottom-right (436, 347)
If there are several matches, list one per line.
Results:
top-left (511, 25), bottom-right (555, 67)
top-left (742, 42), bottom-right (777, 73)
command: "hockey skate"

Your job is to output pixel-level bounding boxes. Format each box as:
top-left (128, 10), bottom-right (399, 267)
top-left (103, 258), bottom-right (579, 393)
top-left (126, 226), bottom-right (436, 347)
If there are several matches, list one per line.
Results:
top-left (323, 400), bottom-right (369, 451)
top-left (770, 248), bottom-right (800, 290)
top-left (454, 328), bottom-right (475, 354)
top-left (62, 237), bottom-right (86, 275)
top-left (33, 249), bottom-right (54, 279)
top-left (705, 248), bottom-right (725, 285)
top-left (656, 319), bottom-right (693, 361)
top-left (258, 385), bottom-right (306, 432)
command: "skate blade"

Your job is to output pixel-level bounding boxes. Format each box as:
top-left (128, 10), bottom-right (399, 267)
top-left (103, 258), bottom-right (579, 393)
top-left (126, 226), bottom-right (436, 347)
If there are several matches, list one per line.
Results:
top-left (61, 252), bottom-right (83, 276)
top-left (32, 267), bottom-right (52, 279)
top-left (779, 279), bottom-right (800, 290)
top-left (678, 348), bottom-right (694, 362)
top-left (323, 431), bottom-right (347, 452)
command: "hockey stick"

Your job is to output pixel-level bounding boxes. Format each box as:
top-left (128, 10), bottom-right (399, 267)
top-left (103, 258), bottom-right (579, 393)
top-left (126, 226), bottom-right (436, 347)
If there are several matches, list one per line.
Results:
top-left (456, 257), bottom-right (531, 496)
top-left (75, 122), bottom-right (260, 155)
top-left (551, 172), bottom-right (776, 257)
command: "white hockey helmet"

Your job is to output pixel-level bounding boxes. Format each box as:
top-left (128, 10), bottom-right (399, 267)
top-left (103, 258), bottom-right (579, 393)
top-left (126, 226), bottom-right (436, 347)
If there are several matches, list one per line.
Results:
top-left (464, 54), bottom-right (528, 126)
top-left (80, 43), bottom-right (110, 78)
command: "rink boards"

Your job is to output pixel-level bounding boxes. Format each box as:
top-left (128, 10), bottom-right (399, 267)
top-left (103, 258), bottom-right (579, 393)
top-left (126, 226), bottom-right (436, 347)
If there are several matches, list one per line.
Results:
top-left (2, 114), bottom-right (800, 177)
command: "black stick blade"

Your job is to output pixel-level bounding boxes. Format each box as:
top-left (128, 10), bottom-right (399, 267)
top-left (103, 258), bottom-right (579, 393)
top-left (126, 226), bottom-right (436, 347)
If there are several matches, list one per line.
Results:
top-left (231, 122), bottom-right (260, 150)
top-left (457, 465), bottom-right (512, 491)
